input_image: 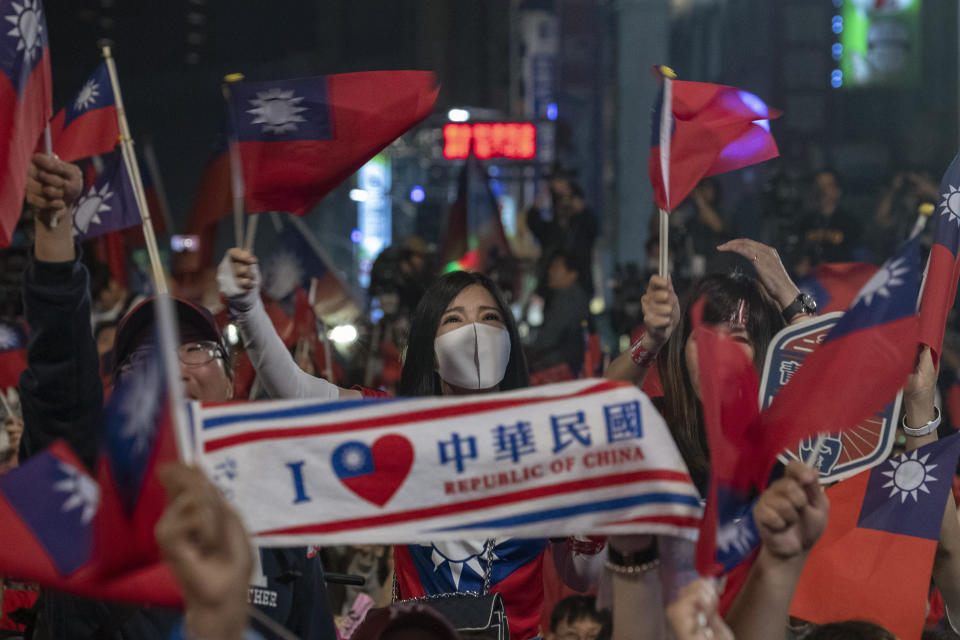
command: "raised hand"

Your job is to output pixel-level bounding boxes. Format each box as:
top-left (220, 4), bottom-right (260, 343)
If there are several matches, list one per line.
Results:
top-left (753, 460), bottom-right (829, 560)
top-left (717, 239), bottom-right (799, 310)
top-left (26, 153), bottom-right (82, 223)
top-left (640, 275), bottom-right (680, 353)
top-left (667, 579), bottom-right (733, 640)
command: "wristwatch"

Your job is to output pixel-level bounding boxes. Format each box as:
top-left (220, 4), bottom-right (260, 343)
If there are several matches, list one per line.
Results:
top-left (782, 292), bottom-right (817, 323)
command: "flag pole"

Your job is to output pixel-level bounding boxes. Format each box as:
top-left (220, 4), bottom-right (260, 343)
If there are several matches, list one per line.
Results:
top-left (805, 433), bottom-right (826, 469)
top-left (43, 124), bottom-right (65, 228)
top-left (142, 137), bottom-right (175, 235)
top-left (100, 43), bottom-right (167, 295)
top-left (222, 73), bottom-right (246, 249)
top-left (244, 212), bottom-right (259, 250)
top-left (657, 66), bottom-right (676, 279)
top-left (309, 279), bottom-right (335, 382)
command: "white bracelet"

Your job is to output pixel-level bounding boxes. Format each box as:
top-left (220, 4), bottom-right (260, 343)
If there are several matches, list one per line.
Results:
top-left (902, 406), bottom-right (941, 437)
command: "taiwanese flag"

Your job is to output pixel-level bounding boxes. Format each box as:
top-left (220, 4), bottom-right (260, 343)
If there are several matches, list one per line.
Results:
top-left (262, 217), bottom-right (357, 321)
top-left (692, 323), bottom-right (764, 578)
top-left (795, 262), bottom-right (880, 313)
top-left (791, 434), bottom-right (960, 639)
top-left (49, 62), bottom-right (119, 162)
top-left (918, 151), bottom-right (960, 366)
top-left (226, 71), bottom-right (438, 215)
top-left (0, 350), bottom-right (181, 604)
top-left (760, 237), bottom-right (922, 481)
top-left (71, 149), bottom-right (141, 241)
top-left (0, 0), bottom-right (53, 247)
top-left (0, 440), bottom-right (180, 605)
top-left (649, 70), bottom-right (780, 211)
top-left (440, 155), bottom-right (511, 272)
top-left (0, 320), bottom-right (27, 389)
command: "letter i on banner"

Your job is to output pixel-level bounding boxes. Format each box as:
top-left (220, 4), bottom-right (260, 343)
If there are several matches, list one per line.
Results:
top-left (100, 42), bottom-right (167, 294)
top-left (657, 66), bottom-right (676, 279)
top-left (221, 73), bottom-right (248, 249)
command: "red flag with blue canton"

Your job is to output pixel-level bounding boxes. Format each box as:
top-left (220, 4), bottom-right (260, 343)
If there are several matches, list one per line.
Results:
top-left (48, 62), bottom-right (119, 162)
top-left (760, 237), bottom-right (922, 481)
top-left (227, 71), bottom-right (438, 215)
top-left (441, 155), bottom-right (512, 271)
top-left (692, 321), bottom-right (763, 578)
top-left (0, 320), bottom-right (27, 389)
top-left (791, 433), bottom-right (960, 640)
top-left (0, 0), bottom-right (52, 248)
top-left (649, 72), bottom-right (780, 211)
top-left (796, 262), bottom-right (880, 314)
top-left (919, 151), bottom-right (960, 367)
top-left (71, 149), bottom-right (141, 241)
top-left (0, 348), bottom-right (181, 605)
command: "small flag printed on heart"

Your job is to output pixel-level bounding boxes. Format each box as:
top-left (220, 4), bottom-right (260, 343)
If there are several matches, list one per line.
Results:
top-left (331, 435), bottom-right (414, 507)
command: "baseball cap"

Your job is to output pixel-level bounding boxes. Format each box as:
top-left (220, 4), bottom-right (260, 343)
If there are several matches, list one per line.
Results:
top-left (112, 295), bottom-right (223, 374)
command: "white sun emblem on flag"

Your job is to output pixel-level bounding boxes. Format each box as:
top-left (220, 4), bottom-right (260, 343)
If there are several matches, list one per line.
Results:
top-left (72, 182), bottom-right (115, 234)
top-left (421, 541), bottom-right (501, 590)
top-left (264, 250), bottom-right (303, 300)
top-left (851, 256), bottom-right (909, 307)
top-left (74, 78), bottom-right (100, 111)
top-left (53, 461), bottom-right (100, 525)
top-left (340, 444), bottom-right (368, 471)
top-left (5, 0), bottom-right (43, 65)
top-left (882, 449), bottom-right (937, 503)
top-left (0, 324), bottom-right (16, 350)
top-left (717, 518), bottom-right (756, 555)
top-left (247, 88), bottom-right (307, 134)
top-left (117, 374), bottom-right (161, 455)
top-left (938, 184), bottom-right (960, 226)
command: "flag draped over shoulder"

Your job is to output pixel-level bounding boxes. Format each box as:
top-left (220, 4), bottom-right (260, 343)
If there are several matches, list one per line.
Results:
top-left (649, 72), bottom-right (779, 211)
top-left (227, 71), bottom-right (439, 216)
top-left (918, 151), bottom-right (960, 366)
top-left (49, 62), bottom-right (118, 162)
top-left (71, 150), bottom-right (141, 241)
top-left (0, 0), bottom-right (53, 247)
top-left (791, 434), bottom-right (960, 640)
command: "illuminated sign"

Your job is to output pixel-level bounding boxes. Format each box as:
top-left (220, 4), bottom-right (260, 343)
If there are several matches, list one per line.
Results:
top-left (837, 0), bottom-right (921, 88)
top-left (442, 122), bottom-right (537, 160)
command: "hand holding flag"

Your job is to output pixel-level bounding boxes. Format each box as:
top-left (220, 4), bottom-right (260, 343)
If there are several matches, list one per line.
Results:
top-left (0, 0), bottom-right (53, 247)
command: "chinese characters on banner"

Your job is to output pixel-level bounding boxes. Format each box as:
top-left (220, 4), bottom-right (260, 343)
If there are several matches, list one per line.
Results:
top-left (190, 379), bottom-right (702, 546)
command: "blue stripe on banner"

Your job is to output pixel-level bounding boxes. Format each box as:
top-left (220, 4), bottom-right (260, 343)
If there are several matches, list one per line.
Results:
top-left (202, 397), bottom-right (406, 430)
top-left (427, 492), bottom-right (702, 532)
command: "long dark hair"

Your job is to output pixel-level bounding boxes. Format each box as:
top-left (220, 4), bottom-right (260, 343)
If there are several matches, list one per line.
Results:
top-left (658, 273), bottom-right (783, 487)
top-left (397, 271), bottom-right (529, 397)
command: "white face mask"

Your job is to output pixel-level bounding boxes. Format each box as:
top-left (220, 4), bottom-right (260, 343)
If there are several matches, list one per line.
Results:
top-left (434, 322), bottom-right (512, 390)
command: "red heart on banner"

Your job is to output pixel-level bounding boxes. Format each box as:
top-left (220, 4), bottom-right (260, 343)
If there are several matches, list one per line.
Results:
top-left (333, 434), bottom-right (414, 507)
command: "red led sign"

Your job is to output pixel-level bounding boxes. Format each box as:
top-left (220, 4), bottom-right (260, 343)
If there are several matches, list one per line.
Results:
top-left (442, 122), bottom-right (537, 160)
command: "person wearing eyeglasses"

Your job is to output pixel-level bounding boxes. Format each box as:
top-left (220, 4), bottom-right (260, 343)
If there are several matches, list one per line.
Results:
top-left (18, 152), bottom-right (339, 640)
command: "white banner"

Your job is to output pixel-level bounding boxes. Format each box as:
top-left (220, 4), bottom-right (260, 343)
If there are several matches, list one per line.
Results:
top-left (190, 379), bottom-right (703, 546)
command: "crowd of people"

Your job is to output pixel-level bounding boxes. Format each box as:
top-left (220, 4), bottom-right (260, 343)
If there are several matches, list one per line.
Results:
top-left (0, 145), bottom-right (958, 640)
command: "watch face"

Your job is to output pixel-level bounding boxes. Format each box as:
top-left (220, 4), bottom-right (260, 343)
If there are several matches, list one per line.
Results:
top-left (800, 293), bottom-right (817, 311)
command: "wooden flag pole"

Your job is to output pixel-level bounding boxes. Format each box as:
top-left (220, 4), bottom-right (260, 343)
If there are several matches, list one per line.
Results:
top-left (222, 73), bottom-right (246, 249)
top-left (101, 44), bottom-right (167, 294)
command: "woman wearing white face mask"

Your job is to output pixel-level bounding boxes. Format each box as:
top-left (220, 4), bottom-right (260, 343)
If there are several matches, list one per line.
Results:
top-left (219, 251), bottom-right (606, 640)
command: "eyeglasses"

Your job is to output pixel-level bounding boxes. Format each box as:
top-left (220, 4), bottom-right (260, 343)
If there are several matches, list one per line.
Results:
top-left (177, 340), bottom-right (223, 366)
top-left (117, 340), bottom-right (224, 378)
